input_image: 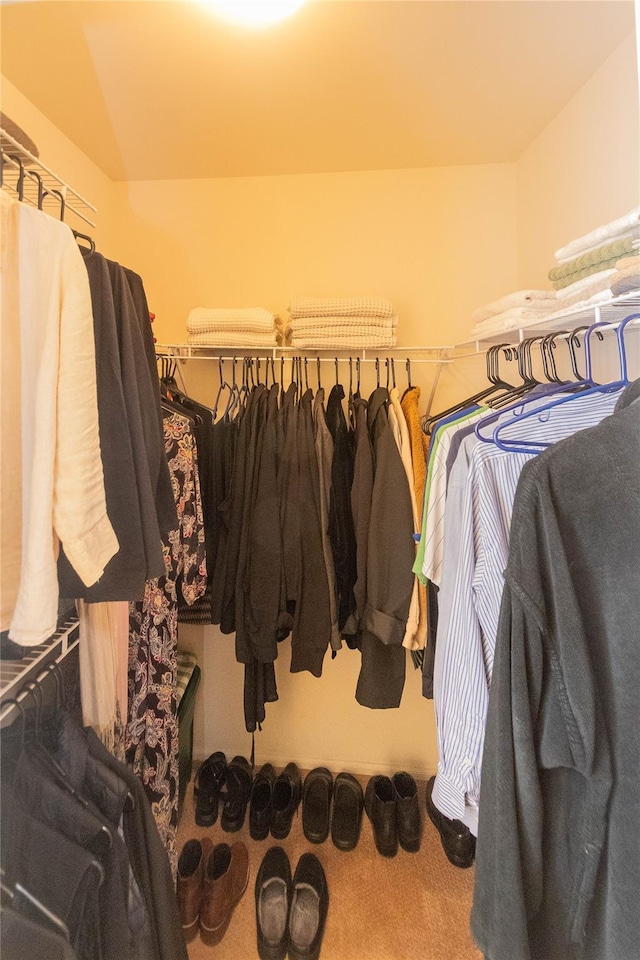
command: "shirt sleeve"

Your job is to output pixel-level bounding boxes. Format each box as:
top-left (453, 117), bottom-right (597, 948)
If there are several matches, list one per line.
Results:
top-left (432, 440), bottom-right (486, 824)
top-left (53, 236), bottom-right (119, 584)
top-left (470, 582), bottom-right (544, 960)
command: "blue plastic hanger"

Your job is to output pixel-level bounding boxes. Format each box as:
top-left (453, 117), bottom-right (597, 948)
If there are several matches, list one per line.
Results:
top-left (489, 315), bottom-right (631, 454)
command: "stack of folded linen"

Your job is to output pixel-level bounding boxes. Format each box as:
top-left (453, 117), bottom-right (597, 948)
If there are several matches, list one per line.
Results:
top-left (468, 289), bottom-right (556, 339)
top-left (288, 297), bottom-right (397, 348)
top-left (610, 254), bottom-right (640, 298)
top-left (546, 207), bottom-right (640, 308)
top-left (186, 307), bottom-right (290, 347)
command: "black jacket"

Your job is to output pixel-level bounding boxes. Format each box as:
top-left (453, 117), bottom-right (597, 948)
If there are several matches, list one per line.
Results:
top-left (356, 388), bottom-right (414, 709)
top-left (326, 385), bottom-right (357, 632)
top-left (472, 379), bottom-right (640, 960)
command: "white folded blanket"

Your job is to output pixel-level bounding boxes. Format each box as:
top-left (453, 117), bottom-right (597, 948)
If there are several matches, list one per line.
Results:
top-left (188, 330), bottom-right (290, 347)
top-left (554, 269), bottom-right (616, 304)
top-left (471, 290), bottom-right (556, 325)
top-left (544, 289), bottom-right (614, 320)
top-left (289, 297), bottom-right (394, 320)
top-left (293, 323), bottom-right (398, 341)
top-left (187, 307), bottom-right (278, 334)
top-left (554, 207), bottom-right (640, 263)
top-left (291, 335), bottom-right (397, 349)
top-left (291, 315), bottom-right (398, 332)
top-left (469, 305), bottom-right (555, 339)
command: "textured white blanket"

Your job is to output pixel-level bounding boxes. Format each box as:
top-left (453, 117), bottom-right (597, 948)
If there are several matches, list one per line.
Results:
top-left (469, 305), bottom-right (554, 339)
top-left (187, 306), bottom-right (278, 333)
top-left (289, 297), bottom-right (394, 319)
top-left (291, 333), bottom-right (397, 349)
top-left (554, 207), bottom-right (640, 263)
top-left (291, 315), bottom-right (398, 332)
top-left (188, 329), bottom-right (290, 347)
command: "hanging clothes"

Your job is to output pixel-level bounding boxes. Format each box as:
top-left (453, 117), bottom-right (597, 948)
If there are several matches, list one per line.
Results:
top-left (356, 387), bottom-right (414, 709)
top-left (126, 410), bottom-right (206, 877)
top-left (472, 379), bottom-right (640, 960)
top-left (430, 386), bottom-right (622, 834)
top-left (1, 193), bottom-right (117, 647)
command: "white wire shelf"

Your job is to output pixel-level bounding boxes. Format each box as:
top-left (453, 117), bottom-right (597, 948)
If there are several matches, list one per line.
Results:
top-left (0, 616), bottom-right (80, 725)
top-left (1, 126), bottom-right (97, 228)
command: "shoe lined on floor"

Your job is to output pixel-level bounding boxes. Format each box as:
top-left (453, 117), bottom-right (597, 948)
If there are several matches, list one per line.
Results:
top-left (255, 845), bottom-right (292, 960)
top-left (288, 853), bottom-right (329, 960)
top-left (177, 837), bottom-right (213, 942)
top-left (330, 773), bottom-right (363, 852)
top-left (393, 771), bottom-right (422, 853)
top-left (194, 751), bottom-right (226, 826)
top-left (200, 841), bottom-right (249, 946)
top-left (271, 762), bottom-right (302, 840)
top-left (250, 763), bottom-right (276, 841)
top-left (302, 768), bottom-right (333, 844)
top-left (221, 755), bottom-right (253, 833)
top-left (425, 775), bottom-right (476, 868)
top-left (364, 775), bottom-right (398, 858)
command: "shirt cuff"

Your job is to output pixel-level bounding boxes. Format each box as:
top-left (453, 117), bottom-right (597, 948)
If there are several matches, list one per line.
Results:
top-left (62, 514), bottom-right (119, 587)
top-left (432, 770), bottom-right (468, 823)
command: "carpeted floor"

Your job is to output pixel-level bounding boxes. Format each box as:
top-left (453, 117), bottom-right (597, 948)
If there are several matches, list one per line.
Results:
top-left (177, 774), bottom-right (482, 960)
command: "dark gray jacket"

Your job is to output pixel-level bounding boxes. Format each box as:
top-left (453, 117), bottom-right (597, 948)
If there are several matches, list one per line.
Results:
top-left (356, 387), bottom-right (414, 709)
top-left (472, 379), bottom-right (640, 960)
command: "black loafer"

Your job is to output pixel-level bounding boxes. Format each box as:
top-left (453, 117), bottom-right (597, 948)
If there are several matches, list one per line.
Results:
top-left (302, 768), bottom-right (333, 844)
top-left (425, 776), bottom-right (476, 868)
top-left (288, 853), bottom-right (328, 960)
top-left (221, 755), bottom-right (253, 832)
top-left (393, 771), bottom-right (422, 853)
top-left (255, 845), bottom-right (291, 960)
top-left (250, 763), bottom-right (276, 841)
top-left (330, 773), bottom-right (363, 851)
top-left (270, 762), bottom-right (301, 840)
top-left (364, 775), bottom-right (398, 858)
top-left (194, 751), bottom-right (226, 827)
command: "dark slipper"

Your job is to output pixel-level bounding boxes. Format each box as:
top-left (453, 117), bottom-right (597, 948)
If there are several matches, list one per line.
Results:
top-left (194, 751), bottom-right (226, 827)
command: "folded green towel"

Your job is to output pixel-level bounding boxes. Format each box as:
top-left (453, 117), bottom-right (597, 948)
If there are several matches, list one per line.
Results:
top-left (549, 236), bottom-right (638, 285)
top-left (552, 248), bottom-right (638, 290)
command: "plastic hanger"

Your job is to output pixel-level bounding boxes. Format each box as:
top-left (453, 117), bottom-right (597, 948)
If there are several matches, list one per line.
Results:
top-left (489, 318), bottom-right (627, 454)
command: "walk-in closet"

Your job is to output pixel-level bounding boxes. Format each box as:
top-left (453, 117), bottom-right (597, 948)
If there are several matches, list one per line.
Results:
top-left (1, 2), bottom-right (639, 959)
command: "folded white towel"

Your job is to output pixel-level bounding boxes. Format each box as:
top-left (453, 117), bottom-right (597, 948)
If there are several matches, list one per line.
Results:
top-left (554, 207), bottom-right (640, 262)
top-left (554, 269), bottom-right (616, 302)
top-left (289, 297), bottom-right (394, 320)
top-left (293, 322), bottom-right (398, 340)
top-left (188, 330), bottom-right (289, 347)
top-left (290, 333), bottom-right (397, 349)
top-left (469, 305), bottom-right (555, 339)
top-left (471, 290), bottom-right (556, 325)
top-left (291, 315), bottom-right (398, 333)
top-left (187, 307), bottom-right (277, 334)
top-left (544, 289), bottom-right (614, 320)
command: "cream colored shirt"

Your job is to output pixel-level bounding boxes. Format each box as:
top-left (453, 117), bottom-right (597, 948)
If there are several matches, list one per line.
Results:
top-left (2, 194), bottom-right (118, 645)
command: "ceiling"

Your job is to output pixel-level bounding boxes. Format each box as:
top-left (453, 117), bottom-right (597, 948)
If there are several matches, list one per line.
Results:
top-left (1, 1), bottom-right (635, 181)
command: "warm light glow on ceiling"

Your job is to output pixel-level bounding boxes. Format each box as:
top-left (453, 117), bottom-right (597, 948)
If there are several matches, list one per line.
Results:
top-left (202, 0), bottom-right (306, 27)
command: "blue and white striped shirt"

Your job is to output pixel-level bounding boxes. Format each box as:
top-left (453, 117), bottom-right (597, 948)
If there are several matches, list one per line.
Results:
top-left (431, 388), bottom-right (622, 833)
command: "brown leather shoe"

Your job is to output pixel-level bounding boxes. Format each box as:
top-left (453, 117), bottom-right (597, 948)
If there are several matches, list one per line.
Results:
top-left (200, 841), bottom-right (250, 946)
top-left (177, 837), bottom-right (213, 942)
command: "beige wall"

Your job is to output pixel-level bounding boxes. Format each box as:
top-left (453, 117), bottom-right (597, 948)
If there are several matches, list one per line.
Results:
top-left (517, 33), bottom-right (640, 290)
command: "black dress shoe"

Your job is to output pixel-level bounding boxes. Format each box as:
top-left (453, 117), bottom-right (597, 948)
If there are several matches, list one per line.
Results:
top-left (255, 845), bottom-right (291, 960)
top-left (302, 768), bottom-right (333, 844)
top-left (288, 853), bottom-right (328, 960)
top-left (194, 751), bottom-right (226, 827)
top-left (392, 771), bottom-right (422, 853)
top-left (364, 775), bottom-right (398, 858)
top-left (330, 773), bottom-right (363, 852)
top-left (425, 776), bottom-right (476, 868)
top-left (270, 762), bottom-right (301, 840)
top-left (250, 763), bottom-right (276, 840)
top-left (221, 755), bottom-right (253, 833)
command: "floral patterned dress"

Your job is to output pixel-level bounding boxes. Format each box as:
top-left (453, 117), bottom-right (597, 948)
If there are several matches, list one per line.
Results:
top-left (126, 411), bottom-right (207, 878)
